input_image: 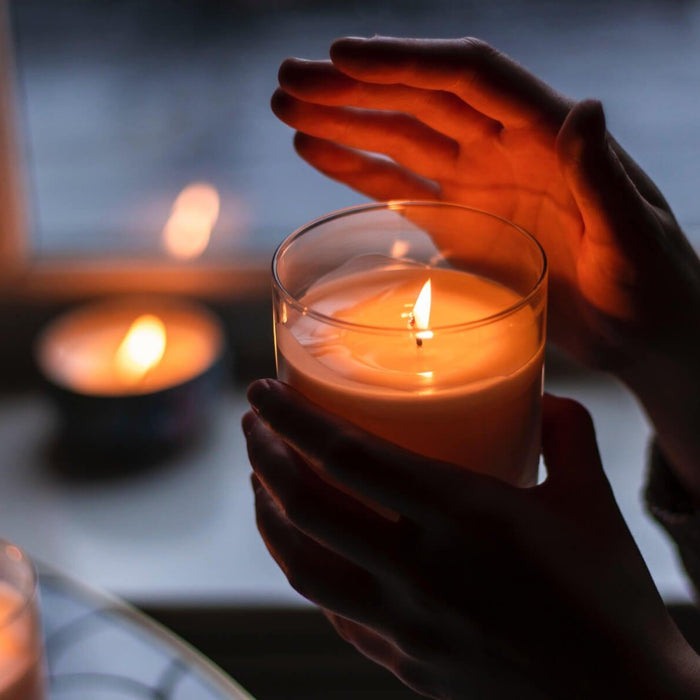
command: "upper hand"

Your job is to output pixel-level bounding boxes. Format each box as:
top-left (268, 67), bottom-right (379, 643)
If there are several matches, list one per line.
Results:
top-left (243, 379), bottom-right (698, 699)
top-left (271, 36), bottom-right (700, 376)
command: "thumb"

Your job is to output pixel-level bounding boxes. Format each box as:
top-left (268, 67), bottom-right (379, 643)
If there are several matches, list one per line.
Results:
top-left (556, 99), bottom-right (650, 251)
top-left (541, 394), bottom-right (607, 487)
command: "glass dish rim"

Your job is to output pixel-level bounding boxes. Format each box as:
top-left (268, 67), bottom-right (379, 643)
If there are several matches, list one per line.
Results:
top-left (272, 200), bottom-right (547, 334)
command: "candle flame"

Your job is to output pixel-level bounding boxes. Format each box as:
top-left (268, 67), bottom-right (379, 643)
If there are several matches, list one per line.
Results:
top-left (115, 315), bottom-right (167, 384)
top-left (412, 279), bottom-right (433, 341)
top-left (163, 183), bottom-right (220, 260)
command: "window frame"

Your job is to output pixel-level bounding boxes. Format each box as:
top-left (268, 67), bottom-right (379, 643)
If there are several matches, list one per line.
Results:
top-left (0, 2), bottom-right (269, 305)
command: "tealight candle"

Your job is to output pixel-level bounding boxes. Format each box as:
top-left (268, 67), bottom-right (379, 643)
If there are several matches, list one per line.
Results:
top-left (36, 297), bottom-right (225, 452)
top-left (0, 542), bottom-right (44, 700)
top-left (273, 202), bottom-right (547, 487)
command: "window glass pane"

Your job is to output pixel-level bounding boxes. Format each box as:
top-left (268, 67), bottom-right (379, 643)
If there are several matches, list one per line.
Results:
top-left (11, 0), bottom-right (700, 259)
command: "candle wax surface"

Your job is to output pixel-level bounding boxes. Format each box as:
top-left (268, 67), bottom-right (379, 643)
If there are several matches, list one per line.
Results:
top-left (277, 265), bottom-right (544, 486)
top-left (38, 301), bottom-right (223, 396)
top-left (0, 583), bottom-right (44, 700)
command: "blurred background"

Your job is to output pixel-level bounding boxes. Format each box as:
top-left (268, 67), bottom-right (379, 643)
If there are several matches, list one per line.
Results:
top-left (12, 0), bottom-right (700, 260)
top-left (1, 0), bottom-right (700, 698)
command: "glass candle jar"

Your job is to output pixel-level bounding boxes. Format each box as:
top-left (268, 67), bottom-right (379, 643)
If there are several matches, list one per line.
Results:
top-left (272, 201), bottom-right (547, 487)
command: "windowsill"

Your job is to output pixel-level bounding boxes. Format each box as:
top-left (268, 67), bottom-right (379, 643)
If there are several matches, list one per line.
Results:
top-left (0, 372), bottom-right (693, 607)
top-left (0, 258), bottom-right (270, 301)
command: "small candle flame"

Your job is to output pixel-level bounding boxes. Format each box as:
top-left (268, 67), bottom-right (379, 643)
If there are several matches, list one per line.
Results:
top-left (411, 279), bottom-right (433, 345)
top-left (115, 315), bottom-right (167, 384)
top-left (163, 183), bottom-right (220, 260)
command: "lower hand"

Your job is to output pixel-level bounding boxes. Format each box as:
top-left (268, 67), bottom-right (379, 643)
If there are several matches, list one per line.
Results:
top-left (243, 379), bottom-right (699, 699)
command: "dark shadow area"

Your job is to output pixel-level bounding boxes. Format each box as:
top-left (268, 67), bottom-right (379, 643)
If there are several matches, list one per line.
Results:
top-left (669, 603), bottom-right (700, 655)
top-left (42, 421), bottom-right (216, 483)
top-left (141, 604), bottom-right (421, 699)
top-left (141, 603), bottom-right (700, 699)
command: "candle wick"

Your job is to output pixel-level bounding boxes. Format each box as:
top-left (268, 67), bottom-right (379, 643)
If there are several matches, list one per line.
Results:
top-left (408, 313), bottom-right (422, 348)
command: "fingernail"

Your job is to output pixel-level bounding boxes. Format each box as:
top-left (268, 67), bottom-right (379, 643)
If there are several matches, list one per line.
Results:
top-left (247, 378), bottom-right (275, 412)
top-left (333, 35), bottom-right (369, 44)
top-left (330, 36), bottom-right (369, 56)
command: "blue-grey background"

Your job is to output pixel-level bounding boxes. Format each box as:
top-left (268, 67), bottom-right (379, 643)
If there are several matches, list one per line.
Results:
top-left (11, 0), bottom-right (700, 258)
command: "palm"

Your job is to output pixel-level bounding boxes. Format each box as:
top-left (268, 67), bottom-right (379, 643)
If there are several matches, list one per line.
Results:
top-left (438, 124), bottom-right (616, 367)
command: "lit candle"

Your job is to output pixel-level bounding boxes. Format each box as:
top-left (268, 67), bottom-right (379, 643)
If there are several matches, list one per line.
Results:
top-left (38, 302), bottom-right (221, 396)
top-left (277, 266), bottom-right (543, 486)
top-left (273, 202), bottom-right (546, 487)
top-left (36, 298), bottom-right (225, 452)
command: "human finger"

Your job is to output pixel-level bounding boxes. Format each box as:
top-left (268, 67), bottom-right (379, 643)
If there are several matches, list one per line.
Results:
top-left (293, 133), bottom-right (440, 201)
top-left (330, 36), bottom-right (571, 129)
top-left (325, 611), bottom-right (399, 667)
top-left (243, 410), bottom-right (410, 577)
top-left (540, 394), bottom-right (606, 489)
top-left (252, 474), bottom-right (386, 621)
top-left (556, 100), bottom-right (654, 254)
top-left (247, 379), bottom-right (508, 523)
top-left (271, 88), bottom-right (459, 180)
top-left (279, 58), bottom-right (500, 143)
top-left (325, 612), bottom-right (436, 696)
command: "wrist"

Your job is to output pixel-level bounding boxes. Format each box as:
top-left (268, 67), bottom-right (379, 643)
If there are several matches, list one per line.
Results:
top-left (617, 333), bottom-right (700, 500)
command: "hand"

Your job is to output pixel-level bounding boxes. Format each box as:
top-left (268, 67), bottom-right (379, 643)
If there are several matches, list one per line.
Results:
top-left (243, 379), bottom-right (699, 699)
top-left (271, 36), bottom-right (700, 496)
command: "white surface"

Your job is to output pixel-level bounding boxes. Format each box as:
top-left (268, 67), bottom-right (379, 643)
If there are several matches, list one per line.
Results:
top-left (0, 378), bottom-right (694, 605)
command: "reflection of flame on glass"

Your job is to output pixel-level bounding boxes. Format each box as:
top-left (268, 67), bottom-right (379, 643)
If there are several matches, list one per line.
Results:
top-left (411, 279), bottom-right (434, 344)
top-left (163, 183), bottom-right (220, 260)
top-left (115, 315), bottom-right (167, 384)
top-left (390, 239), bottom-right (410, 259)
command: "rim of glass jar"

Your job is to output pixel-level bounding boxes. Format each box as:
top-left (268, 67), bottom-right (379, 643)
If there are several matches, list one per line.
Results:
top-left (0, 539), bottom-right (38, 631)
top-left (272, 201), bottom-right (547, 334)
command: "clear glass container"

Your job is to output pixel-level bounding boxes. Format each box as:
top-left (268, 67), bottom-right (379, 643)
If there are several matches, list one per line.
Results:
top-left (0, 540), bottom-right (45, 699)
top-left (272, 201), bottom-right (547, 487)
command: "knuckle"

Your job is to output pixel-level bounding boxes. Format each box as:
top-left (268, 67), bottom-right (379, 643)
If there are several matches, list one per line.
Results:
top-left (459, 36), bottom-right (498, 62)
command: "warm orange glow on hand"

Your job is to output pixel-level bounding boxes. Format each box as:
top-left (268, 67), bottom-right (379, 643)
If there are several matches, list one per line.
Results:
top-left (115, 315), bottom-right (167, 384)
top-left (274, 38), bottom-right (700, 377)
top-left (163, 182), bottom-right (220, 260)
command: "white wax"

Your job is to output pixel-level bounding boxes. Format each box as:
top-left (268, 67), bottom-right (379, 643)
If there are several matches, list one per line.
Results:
top-left (277, 267), bottom-right (544, 486)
